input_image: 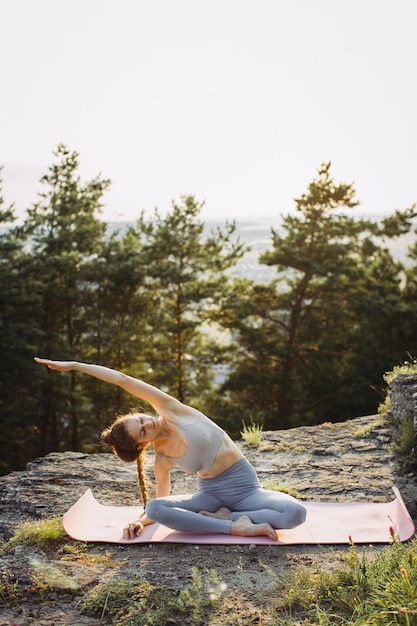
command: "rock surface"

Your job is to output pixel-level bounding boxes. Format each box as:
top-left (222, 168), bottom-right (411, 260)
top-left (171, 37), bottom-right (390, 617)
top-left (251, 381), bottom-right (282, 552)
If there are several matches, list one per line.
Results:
top-left (1, 414), bottom-right (416, 625)
top-left (1, 414), bottom-right (414, 539)
top-left (386, 372), bottom-right (417, 454)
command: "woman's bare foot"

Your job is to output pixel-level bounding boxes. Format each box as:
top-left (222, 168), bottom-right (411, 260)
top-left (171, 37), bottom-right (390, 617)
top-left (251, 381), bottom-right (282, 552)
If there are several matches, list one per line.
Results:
top-left (198, 506), bottom-right (232, 520)
top-left (231, 515), bottom-right (279, 541)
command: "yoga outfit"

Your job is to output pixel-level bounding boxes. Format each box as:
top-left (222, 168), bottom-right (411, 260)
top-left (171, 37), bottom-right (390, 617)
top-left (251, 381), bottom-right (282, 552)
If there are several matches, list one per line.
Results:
top-left (145, 414), bottom-right (307, 534)
top-left (158, 412), bottom-right (225, 475)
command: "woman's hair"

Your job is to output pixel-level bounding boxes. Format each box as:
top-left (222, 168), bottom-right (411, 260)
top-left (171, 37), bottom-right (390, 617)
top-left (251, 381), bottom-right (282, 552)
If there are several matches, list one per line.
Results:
top-left (101, 413), bottom-right (150, 507)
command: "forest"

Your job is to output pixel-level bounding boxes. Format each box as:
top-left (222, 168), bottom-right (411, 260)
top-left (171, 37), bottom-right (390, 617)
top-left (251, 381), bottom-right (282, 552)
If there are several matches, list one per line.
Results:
top-left (1, 144), bottom-right (417, 476)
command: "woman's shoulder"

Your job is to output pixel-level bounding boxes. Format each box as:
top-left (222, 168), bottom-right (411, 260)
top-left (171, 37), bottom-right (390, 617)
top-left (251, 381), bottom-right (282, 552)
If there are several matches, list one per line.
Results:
top-left (158, 403), bottom-right (203, 425)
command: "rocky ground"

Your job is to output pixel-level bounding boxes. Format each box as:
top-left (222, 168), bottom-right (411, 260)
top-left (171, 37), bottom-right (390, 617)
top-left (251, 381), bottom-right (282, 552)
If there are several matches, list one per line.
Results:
top-left (1, 414), bottom-right (416, 625)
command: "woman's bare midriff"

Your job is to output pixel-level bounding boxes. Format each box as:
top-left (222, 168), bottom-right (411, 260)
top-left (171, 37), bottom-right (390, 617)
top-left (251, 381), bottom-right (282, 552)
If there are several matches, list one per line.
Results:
top-left (198, 434), bottom-right (244, 479)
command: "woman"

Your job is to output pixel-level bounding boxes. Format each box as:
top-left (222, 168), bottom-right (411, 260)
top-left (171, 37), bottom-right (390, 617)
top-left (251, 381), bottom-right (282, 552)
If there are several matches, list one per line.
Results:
top-left (34, 358), bottom-right (307, 541)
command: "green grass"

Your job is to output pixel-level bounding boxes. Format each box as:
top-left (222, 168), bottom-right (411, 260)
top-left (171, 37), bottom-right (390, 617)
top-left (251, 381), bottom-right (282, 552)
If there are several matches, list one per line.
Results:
top-left (274, 440), bottom-right (307, 454)
top-left (2, 514), bottom-right (417, 625)
top-left (241, 418), bottom-right (263, 447)
top-left (0, 572), bottom-right (21, 604)
top-left (353, 419), bottom-right (387, 439)
top-left (61, 543), bottom-right (117, 566)
top-left (81, 567), bottom-right (226, 625)
top-left (269, 535), bottom-right (417, 625)
top-left (379, 357), bottom-right (417, 416)
top-left (3, 361), bottom-right (417, 625)
top-left (79, 535), bottom-right (417, 626)
top-left (383, 358), bottom-right (417, 387)
top-left (1, 516), bottom-right (67, 554)
top-left (262, 478), bottom-right (302, 500)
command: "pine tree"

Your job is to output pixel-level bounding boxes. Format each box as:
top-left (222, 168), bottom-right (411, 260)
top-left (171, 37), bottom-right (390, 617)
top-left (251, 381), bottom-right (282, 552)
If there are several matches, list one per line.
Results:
top-left (133, 195), bottom-right (246, 405)
top-left (0, 169), bottom-right (41, 472)
top-left (24, 144), bottom-right (110, 453)
top-left (220, 163), bottom-right (417, 428)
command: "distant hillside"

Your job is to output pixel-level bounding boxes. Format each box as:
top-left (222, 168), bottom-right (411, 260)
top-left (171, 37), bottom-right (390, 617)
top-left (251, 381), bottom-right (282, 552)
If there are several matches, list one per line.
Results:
top-left (1, 216), bottom-right (415, 284)
top-left (108, 217), bottom-right (416, 283)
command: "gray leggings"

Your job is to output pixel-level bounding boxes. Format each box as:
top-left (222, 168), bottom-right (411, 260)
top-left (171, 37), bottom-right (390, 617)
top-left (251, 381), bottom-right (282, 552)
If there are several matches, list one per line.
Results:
top-left (145, 457), bottom-right (307, 534)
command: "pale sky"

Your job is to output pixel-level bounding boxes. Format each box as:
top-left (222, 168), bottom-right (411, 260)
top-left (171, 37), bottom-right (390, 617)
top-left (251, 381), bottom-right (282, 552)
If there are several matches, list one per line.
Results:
top-left (1, 0), bottom-right (416, 223)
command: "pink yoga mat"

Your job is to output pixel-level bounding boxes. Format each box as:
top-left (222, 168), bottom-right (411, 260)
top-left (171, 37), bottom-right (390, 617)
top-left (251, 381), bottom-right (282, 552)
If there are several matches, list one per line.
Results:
top-left (62, 486), bottom-right (415, 545)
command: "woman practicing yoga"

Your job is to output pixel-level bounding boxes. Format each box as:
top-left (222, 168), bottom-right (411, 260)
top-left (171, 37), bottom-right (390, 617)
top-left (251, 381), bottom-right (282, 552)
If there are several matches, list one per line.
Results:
top-left (34, 358), bottom-right (307, 540)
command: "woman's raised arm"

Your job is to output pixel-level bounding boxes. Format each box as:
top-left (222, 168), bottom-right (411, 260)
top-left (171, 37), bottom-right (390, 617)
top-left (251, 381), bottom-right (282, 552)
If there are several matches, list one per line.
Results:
top-left (34, 358), bottom-right (178, 411)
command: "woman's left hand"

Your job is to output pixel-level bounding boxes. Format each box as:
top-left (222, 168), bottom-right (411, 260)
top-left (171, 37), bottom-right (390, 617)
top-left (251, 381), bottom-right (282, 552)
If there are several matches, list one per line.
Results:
top-left (34, 357), bottom-right (74, 372)
top-left (122, 520), bottom-right (144, 540)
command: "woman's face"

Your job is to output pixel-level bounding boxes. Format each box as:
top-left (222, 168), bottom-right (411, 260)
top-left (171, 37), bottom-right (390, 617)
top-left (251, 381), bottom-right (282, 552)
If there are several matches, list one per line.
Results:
top-left (125, 414), bottom-right (162, 447)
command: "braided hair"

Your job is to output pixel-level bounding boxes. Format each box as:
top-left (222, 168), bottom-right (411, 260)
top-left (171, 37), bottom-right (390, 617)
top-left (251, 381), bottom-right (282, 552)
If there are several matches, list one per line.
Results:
top-left (136, 449), bottom-right (149, 507)
top-left (101, 414), bottom-right (150, 507)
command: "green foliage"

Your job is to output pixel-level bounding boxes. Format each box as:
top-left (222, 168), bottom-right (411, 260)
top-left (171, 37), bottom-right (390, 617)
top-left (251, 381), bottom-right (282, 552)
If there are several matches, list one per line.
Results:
top-left (0, 572), bottom-right (21, 604)
top-left (133, 195), bottom-right (246, 405)
top-left (270, 536), bottom-right (417, 625)
top-left (2, 150), bottom-right (248, 471)
top-left (25, 144), bottom-right (111, 453)
top-left (2, 151), bottom-right (417, 473)
top-left (262, 479), bottom-right (301, 499)
top-left (81, 567), bottom-right (225, 625)
top-left (80, 539), bottom-right (417, 626)
top-left (61, 543), bottom-right (117, 568)
top-left (402, 238), bottom-right (417, 360)
top-left (353, 419), bottom-right (386, 439)
top-left (2, 516), bottom-right (417, 625)
top-left (0, 145), bottom-right (113, 472)
top-left (1, 517), bottom-right (67, 553)
top-left (272, 440), bottom-right (307, 454)
top-left (240, 418), bottom-right (263, 447)
top-left (219, 162), bottom-right (417, 429)
top-left (0, 170), bottom-right (42, 473)
top-left (383, 358), bottom-right (417, 387)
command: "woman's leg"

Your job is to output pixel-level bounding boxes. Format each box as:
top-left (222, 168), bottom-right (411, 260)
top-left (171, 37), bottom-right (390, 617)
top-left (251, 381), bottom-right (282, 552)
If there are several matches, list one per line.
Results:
top-left (230, 489), bottom-right (307, 529)
top-left (145, 491), bottom-right (232, 534)
top-left (146, 492), bottom-right (279, 539)
top-left (147, 459), bottom-right (306, 534)
top-left (199, 458), bottom-right (306, 530)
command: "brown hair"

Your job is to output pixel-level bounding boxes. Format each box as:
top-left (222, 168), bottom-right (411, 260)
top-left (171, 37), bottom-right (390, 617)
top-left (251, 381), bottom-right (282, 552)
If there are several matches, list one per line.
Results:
top-left (101, 413), bottom-right (150, 506)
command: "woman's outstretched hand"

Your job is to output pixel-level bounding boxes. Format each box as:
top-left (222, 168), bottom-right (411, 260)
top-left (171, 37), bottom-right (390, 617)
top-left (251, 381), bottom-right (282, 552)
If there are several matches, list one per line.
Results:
top-left (34, 357), bottom-right (74, 372)
top-left (123, 520), bottom-right (144, 540)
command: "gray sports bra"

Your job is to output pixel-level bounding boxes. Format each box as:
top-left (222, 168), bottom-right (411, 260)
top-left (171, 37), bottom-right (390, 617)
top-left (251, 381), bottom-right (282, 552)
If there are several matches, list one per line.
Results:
top-left (162, 413), bottom-right (225, 474)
